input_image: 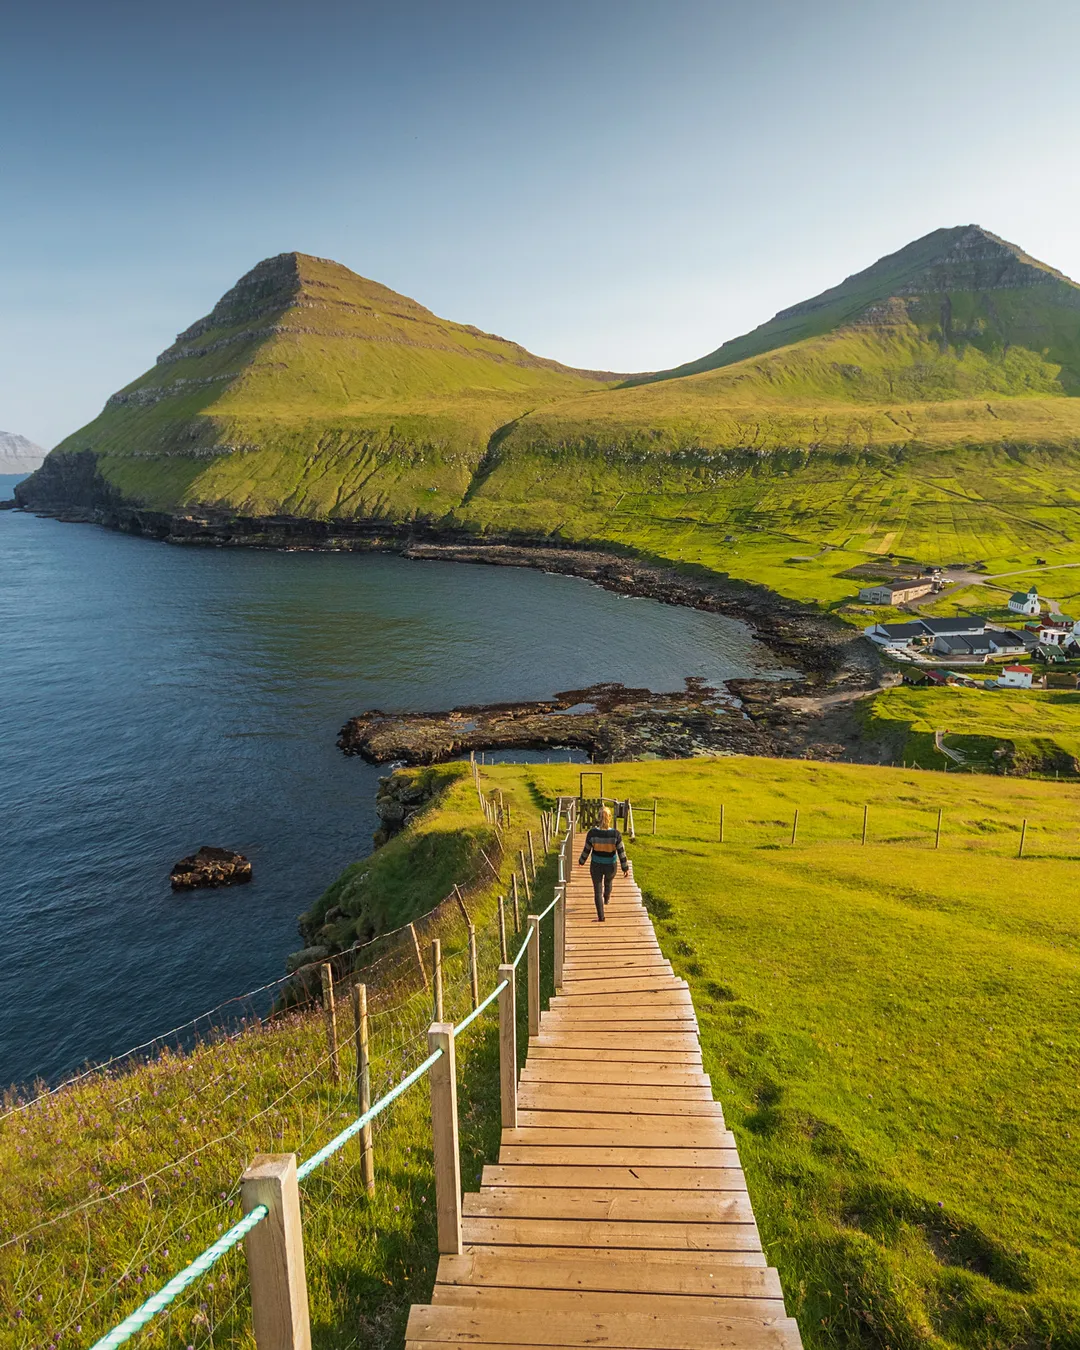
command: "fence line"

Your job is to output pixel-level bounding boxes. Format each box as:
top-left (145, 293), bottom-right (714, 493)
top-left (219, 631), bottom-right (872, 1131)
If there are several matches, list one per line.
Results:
top-left (81, 795), bottom-right (578, 1350)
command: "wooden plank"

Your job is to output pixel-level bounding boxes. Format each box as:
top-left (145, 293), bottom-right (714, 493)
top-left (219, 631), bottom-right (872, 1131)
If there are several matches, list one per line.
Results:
top-left (531, 1035), bottom-right (702, 1052)
top-left (459, 1216), bottom-right (763, 1252)
top-left (458, 1242), bottom-right (768, 1268)
top-left (516, 1094), bottom-right (722, 1118)
top-left (537, 1021), bottom-right (700, 1035)
top-left (435, 1249), bottom-right (780, 1294)
top-left (481, 1165), bottom-right (748, 1191)
top-left (405, 1303), bottom-right (801, 1348)
top-left (464, 1189), bottom-right (755, 1223)
top-left (499, 1146), bottom-right (741, 1167)
top-left (514, 1110), bottom-right (726, 1132)
top-left (520, 1066), bottom-right (710, 1086)
top-left (526, 1046), bottom-right (702, 1065)
top-left (554, 989), bottom-right (691, 1004)
top-left (519, 1081), bottom-right (713, 1101)
top-left (430, 1285), bottom-right (790, 1322)
top-left (504, 1126), bottom-right (735, 1148)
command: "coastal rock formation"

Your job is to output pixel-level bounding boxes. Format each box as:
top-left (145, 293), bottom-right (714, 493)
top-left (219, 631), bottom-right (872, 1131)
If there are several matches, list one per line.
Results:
top-left (373, 773), bottom-right (436, 846)
top-left (338, 679), bottom-right (794, 766)
top-left (170, 846), bottom-right (252, 890)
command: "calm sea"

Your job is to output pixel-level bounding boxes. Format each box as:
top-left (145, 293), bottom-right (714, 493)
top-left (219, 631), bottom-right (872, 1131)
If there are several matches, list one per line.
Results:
top-left (0, 511), bottom-right (787, 1087)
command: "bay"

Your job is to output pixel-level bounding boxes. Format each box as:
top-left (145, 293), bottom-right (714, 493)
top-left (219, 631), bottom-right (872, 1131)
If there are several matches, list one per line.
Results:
top-left (0, 511), bottom-right (788, 1087)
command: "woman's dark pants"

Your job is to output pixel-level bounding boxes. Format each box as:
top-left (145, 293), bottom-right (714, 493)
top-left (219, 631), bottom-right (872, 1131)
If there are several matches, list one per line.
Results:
top-left (590, 863), bottom-right (615, 920)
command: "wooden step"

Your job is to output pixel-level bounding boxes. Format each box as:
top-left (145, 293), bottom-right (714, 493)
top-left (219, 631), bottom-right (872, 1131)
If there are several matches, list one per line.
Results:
top-left (481, 1165), bottom-right (747, 1191)
top-left (459, 1216), bottom-right (763, 1253)
top-left (435, 1248), bottom-right (780, 1295)
top-left (464, 1188), bottom-right (754, 1223)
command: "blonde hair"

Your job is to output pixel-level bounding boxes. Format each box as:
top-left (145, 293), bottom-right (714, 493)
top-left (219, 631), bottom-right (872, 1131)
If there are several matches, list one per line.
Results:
top-left (599, 805), bottom-right (613, 828)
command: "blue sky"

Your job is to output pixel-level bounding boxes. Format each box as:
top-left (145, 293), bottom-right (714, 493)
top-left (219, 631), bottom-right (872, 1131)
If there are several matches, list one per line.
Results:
top-left (3, 0), bottom-right (1079, 447)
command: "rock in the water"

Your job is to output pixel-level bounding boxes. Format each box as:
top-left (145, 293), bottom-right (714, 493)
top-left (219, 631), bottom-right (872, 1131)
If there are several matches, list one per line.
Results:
top-left (170, 846), bottom-right (252, 890)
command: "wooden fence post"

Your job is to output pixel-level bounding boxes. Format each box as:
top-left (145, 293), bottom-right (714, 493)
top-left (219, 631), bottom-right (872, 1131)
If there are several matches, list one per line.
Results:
top-left (431, 938), bottom-right (444, 1023)
top-left (527, 914), bottom-right (541, 1038)
top-left (427, 1023), bottom-right (462, 1255)
top-left (861, 804), bottom-right (868, 846)
top-left (720, 802), bottom-right (725, 844)
top-left (511, 874), bottom-right (521, 931)
top-left (791, 808), bottom-right (799, 847)
top-left (652, 798), bottom-right (657, 835)
top-left (351, 982), bottom-right (374, 1194)
top-left (241, 1154), bottom-right (311, 1350)
top-left (498, 963), bottom-right (517, 1129)
top-left (519, 850), bottom-right (532, 903)
top-left (409, 923), bottom-right (429, 991)
top-left (554, 884), bottom-right (565, 992)
top-left (527, 830), bottom-right (536, 878)
top-left (320, 964), bottom-right (340, 1085)
top-left (468, 923), bottom-right (479, 1010)
top-left (1018, 818), bottom-right (1027, 858)
top-left (935, 807), bottom-right (942, 851)
top-left (498, 895), bottom-right (508, 963)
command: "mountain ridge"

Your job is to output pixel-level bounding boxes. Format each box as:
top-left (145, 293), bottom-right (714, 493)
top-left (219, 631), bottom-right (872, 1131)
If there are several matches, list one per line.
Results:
top-left (0, 430), bottom-right (47, 473)
top-left (630, 225), bottom-right (1080, 386)
top-left (17, 226), bottom-right (1080, 612)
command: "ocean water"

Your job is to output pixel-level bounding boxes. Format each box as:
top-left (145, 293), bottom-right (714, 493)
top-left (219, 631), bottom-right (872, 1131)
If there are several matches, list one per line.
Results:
top-left (0, 511), bottom-right (788, 1087)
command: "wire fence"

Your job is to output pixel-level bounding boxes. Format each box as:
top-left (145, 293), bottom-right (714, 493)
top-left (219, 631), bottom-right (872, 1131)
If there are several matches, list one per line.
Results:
top-left (1, 773), bottom-right (573, 1350)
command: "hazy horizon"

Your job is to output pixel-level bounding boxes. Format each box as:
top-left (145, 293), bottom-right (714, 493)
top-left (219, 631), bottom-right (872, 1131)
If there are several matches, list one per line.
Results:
top-left (4, 0), bottom-right (1080, 447)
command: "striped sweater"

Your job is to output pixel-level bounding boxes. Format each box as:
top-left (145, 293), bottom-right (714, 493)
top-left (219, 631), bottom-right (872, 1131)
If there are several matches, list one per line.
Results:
top-left (579, 826), bottom-right (628, 870)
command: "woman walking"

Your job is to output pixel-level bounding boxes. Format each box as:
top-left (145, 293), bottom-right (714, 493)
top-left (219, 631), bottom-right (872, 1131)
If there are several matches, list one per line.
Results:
top-left (578, 805), bottom-right (629, 921)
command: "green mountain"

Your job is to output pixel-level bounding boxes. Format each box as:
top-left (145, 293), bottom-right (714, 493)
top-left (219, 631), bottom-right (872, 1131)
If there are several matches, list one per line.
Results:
top-left (635, 224), bottom-right (1080, 389)
top-left (20, 229), bottom-right (1080, 609)
top-left (20, 252), bottom-right (616, 518)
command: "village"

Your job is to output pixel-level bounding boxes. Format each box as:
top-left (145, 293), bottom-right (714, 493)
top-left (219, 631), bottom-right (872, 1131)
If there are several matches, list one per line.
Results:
top-left (859, 579), bottom-right (1080, 690)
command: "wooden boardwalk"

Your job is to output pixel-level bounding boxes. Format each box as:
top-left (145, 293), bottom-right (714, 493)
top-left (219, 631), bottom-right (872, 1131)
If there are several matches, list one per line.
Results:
top-left (406, 837), bottom-right (803, 1350)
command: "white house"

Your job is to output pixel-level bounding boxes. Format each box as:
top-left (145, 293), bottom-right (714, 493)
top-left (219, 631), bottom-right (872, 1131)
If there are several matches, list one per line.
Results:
top-left (1037, 622), bottom-right (1070, 646)
top-left (857, 578), bottom-right (935, 605)
top-left (999, 665), bottom-right (1034, 689)
top-left (1008, 586), bottom-right (1040, 616)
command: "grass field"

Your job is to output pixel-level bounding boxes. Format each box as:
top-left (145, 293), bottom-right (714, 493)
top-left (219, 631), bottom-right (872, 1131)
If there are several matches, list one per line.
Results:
top-left (491, 757), bottom-right (1080, 1350)
top-left (865, 683), bottom-right (1080, 774)
top-left (6, 755), bottom-right (1079, 1349)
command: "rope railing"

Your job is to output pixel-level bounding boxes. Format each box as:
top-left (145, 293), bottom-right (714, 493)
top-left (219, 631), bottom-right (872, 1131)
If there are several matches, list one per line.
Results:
top-left (80, 797), bottom-right (577, 1350)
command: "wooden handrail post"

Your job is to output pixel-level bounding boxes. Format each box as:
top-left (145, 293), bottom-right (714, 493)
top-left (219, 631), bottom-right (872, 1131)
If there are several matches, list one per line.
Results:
top-left (241, 1154), bottom-right (311, 1350)
top-left (352, 982), bottom-right (374, 1194)
top-left (554, 884), bottom-right (565, 992)
top-left (427, 1023), bottom-right (462, 1254)
top-left (431, 938), bottom-right (444, 1022)
top-left (498, 895), bottom-right (508, 964)
top-left (320, 964), bottom-right (340, 1085)
top-left (498, 963), bottom-right (517, 1129)
top-left (468, 923), bottom-right (479, 1010)
top-left (527, 914), bottom-right (541, 1039)
top-left (409, 922), bottom-right (429, 991)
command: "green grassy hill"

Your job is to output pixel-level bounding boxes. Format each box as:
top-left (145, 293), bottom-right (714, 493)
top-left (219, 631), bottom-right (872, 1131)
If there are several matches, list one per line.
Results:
top-left (21, 252), bottom-right (615, 518)
top-left (19, 228), bottom-right (1080, 608)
